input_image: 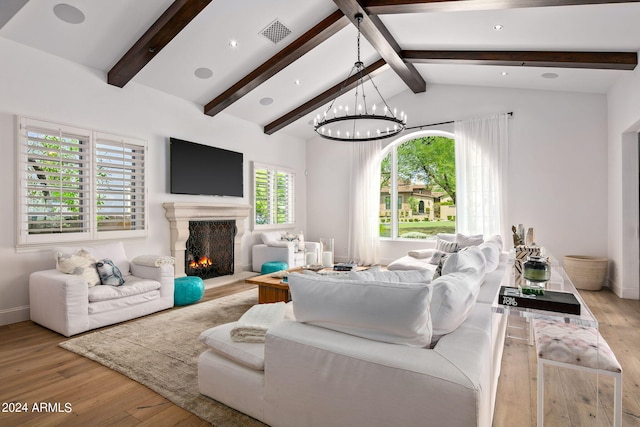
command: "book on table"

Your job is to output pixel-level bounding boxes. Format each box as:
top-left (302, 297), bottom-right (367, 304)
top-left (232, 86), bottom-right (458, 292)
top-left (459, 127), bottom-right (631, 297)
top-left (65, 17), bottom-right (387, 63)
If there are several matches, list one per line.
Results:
top-left (498, 286), bottom-right (581, 315)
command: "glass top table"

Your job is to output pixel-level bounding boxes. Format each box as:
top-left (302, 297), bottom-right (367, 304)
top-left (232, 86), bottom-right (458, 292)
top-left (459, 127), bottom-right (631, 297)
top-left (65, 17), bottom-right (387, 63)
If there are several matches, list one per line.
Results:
top-left (491, 263), bottom-right (598, 329)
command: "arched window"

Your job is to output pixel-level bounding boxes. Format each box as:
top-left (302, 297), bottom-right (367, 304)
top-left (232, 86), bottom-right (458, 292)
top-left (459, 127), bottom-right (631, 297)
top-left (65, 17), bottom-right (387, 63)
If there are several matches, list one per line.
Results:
top-left (379, 130), bottom-right (456, 240)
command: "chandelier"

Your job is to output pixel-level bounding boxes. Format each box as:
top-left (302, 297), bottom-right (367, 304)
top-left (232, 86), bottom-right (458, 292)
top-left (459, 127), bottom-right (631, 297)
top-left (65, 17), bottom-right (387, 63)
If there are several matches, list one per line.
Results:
top-left (313, 13), bottom-right (406, 142)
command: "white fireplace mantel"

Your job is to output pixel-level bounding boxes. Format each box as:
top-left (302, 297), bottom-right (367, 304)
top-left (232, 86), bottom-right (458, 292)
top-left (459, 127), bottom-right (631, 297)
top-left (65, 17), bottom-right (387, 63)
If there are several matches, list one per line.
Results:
top-left (163, 202), bottom-right (252, 277)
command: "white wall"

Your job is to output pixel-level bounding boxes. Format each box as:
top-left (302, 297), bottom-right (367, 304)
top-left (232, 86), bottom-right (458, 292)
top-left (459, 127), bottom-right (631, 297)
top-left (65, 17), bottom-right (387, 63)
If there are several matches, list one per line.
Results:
top-left (607, 60), bottom-right (640, 299)
top-left (307, 84), bottom-right (609, 270)
top-left (0, 38), bottom-right (308, 325)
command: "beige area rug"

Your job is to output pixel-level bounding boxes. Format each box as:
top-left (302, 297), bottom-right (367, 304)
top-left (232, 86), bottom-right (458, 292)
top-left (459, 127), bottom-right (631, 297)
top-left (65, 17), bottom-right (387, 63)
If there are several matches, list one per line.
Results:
top-left (59, 289), bottom-right (267, 427)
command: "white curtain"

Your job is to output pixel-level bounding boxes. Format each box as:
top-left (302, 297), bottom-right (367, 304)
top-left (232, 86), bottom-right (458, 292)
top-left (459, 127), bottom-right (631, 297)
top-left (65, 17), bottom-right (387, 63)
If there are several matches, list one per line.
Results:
top-left (348, 140), bottom-right (383, 265)
top-left (454, 113), bottom-right (509, 241)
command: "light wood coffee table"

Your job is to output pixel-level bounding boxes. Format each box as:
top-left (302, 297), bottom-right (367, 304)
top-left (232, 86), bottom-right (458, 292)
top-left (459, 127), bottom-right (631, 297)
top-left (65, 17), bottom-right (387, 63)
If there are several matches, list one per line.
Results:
top-left (246, 268), bottom-right (301, 304)
top-left (247, 265), bottom-right (368, 304)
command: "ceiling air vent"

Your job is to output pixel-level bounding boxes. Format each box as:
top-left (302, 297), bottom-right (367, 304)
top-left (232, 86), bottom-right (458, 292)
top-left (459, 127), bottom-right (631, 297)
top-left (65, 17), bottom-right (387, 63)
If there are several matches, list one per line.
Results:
top-left (260, 19), bottom-right (292, 44)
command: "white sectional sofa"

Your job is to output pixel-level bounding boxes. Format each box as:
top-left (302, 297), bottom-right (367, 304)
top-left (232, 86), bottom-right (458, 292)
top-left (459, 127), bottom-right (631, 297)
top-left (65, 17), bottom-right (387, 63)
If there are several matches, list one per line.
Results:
top-left (29, 241), bottom-right (175, 337)
top-left (198, 236), bottom-right (507, 427)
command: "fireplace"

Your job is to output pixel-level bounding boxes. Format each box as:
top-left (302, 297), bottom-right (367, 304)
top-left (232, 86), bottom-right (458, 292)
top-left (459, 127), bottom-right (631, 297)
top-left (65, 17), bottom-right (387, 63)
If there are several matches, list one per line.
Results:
top-left (163, 203), bottom-right (252, 278)
top-left (185, 220), bottom-right (236, 279)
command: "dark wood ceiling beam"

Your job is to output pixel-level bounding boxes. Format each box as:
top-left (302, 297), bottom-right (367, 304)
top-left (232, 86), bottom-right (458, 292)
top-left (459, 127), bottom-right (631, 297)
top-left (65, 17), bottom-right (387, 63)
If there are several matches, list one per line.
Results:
top-left (107, 0), bottom-right (211, 88)
top-left (333, 0), bottom-right (426, 93)
top-left (264, 59), bottom-right (389, 135)
top-left (363, 0), bottom-right (640, 14)
top-left (204, 10), bottom-right (349, 117)
top-left (402, 50), bottom-right (638, 70)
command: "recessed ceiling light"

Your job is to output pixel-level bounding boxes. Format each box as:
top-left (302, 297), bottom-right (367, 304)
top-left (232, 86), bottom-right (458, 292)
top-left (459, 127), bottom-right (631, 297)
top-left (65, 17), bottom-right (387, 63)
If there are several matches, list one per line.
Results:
top-left (541, 72), bottom-right (559, 79)
top-left (228, 39), bottom-right (239, 48)
top-left (501, 71), bottom-right (508, 76)
top-left (259, 97), bottom-right (274, 106)
top-left (493, 24), bottom-right (504, 31)
top-left (294, 79), bottom-right (301, 86)
top-left (53, 3), bottom-right (85, 24)
top-left (194, 67), bottom-right (213, 79)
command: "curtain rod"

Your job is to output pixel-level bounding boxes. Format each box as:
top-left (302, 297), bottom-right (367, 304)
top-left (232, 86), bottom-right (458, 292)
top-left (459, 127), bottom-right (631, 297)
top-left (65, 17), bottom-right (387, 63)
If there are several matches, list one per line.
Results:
top-left (405, 111), bottom-right (513, 131)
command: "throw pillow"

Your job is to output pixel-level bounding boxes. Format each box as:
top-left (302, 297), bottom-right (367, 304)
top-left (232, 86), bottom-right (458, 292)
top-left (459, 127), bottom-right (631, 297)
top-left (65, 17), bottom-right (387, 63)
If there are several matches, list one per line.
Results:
top-left (432, 253), bottom-right (450, 279)
top-left (436, 239), bottom-right (458, 253)
top-left (455, 233), bottom-right (484, 248)
top-left (56, 249), bottom-right (101, 287)
top-left (429, 250), bottom-right (448, 265)
top-left (96, 259), bottom-right (125, 287)
top-left (289, 273), bottom-right (433, 347)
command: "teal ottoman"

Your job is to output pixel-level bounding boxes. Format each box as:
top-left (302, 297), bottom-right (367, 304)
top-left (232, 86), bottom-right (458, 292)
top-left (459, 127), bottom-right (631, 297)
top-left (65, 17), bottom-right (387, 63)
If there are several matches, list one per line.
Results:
top-left (261, 261), bottom-right (288, 275)
top-left (174, 276), bottom-right (205, 306)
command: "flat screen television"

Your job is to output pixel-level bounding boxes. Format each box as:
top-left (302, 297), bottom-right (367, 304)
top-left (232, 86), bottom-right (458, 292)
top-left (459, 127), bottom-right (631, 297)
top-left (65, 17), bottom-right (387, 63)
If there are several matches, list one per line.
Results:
top-left (170, 137), bottom-right (243, 197)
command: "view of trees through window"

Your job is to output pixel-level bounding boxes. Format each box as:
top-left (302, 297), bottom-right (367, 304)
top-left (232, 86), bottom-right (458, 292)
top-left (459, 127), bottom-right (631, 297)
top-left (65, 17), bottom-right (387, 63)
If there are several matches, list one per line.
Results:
top-left (380, 135), bottom-right (456, 239)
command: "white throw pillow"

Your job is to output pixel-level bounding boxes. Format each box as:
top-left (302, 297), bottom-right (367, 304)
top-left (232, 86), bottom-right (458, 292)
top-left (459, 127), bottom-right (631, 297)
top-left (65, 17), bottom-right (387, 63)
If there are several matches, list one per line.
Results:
top-left (56, 249), bottom-right (101, 287)
top-left (455, 233), bottom-right (484, 248)
top-left (429, 271), bottom-right (481, 344)
top-left (289, 273), bottom-right (433, 347)
top-left (478, 240), bottom-right (501, 273)
top-left (442, 246), bottom-right (486, 278)
top-left (260, 231), bottom-right (283, 246)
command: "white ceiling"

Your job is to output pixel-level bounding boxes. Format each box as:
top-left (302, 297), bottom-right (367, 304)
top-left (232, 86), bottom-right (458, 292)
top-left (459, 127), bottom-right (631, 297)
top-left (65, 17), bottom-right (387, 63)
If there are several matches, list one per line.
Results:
top-left (1, 0), bottom-right (639, 140)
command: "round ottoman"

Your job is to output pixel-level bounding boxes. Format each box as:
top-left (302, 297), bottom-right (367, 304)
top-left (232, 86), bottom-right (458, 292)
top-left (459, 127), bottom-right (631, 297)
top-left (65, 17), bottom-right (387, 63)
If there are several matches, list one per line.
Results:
top-left (174, 276), bottom-right (205, 306)
top-left (261, 261), bottom-right (288, 275)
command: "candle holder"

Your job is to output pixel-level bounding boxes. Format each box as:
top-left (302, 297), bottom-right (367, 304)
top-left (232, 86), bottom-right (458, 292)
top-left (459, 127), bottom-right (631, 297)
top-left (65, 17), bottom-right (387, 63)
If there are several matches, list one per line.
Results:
top-left (320, 238), bottom-right (334, 267)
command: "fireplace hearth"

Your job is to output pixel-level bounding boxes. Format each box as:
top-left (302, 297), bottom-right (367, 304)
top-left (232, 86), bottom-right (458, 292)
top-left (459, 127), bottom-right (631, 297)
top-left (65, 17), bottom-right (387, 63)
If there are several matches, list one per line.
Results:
top-left (185, 220), bottom-right (236, 279)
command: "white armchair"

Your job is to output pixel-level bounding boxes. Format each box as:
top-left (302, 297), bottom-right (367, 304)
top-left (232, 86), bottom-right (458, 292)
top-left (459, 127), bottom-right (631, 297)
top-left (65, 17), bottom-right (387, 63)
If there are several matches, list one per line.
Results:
top-left (29, 241), bottom-right (174, 337)
top-left (252, 231), bottom-right (320, 272)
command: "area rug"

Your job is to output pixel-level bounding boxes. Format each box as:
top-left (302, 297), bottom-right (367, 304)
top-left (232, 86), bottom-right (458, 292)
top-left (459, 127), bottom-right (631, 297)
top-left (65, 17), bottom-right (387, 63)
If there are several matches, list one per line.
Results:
top-left (59, 289), bottom-right (267, 427)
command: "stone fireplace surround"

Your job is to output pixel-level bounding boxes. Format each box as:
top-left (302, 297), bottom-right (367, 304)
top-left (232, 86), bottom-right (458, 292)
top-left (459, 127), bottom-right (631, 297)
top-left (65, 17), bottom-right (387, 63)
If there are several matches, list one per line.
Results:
top-left (163, 202), bottom-right (252, 278)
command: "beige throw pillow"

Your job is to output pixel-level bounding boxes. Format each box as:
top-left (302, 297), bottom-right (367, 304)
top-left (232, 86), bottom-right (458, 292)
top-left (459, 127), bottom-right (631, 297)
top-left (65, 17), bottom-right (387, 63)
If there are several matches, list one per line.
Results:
top-left (56, 249), bottom-right (100, 286)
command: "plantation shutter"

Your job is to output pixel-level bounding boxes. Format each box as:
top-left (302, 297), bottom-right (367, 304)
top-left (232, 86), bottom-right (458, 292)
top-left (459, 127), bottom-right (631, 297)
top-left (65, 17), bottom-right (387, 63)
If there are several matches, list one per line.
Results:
top-left (94, 132), bottom-right (147, 236)
top-left (254, 166), bottom-right (271, 225)
top-left (19, 118), bottom-right (92, 243)
top-left (253, 163), bottom-right (295, 227)
top-left (275, 170), bottom-right (294, 225)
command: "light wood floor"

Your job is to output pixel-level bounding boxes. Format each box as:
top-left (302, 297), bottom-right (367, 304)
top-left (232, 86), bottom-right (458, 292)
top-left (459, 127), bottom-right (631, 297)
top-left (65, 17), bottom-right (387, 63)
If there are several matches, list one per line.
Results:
top-left (1, 284), bottom-right (640, 426)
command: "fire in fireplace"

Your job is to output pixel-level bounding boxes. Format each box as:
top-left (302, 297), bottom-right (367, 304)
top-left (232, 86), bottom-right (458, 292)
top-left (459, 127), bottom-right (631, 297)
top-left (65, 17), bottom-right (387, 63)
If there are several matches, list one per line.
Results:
top-left (185, 220), bottom-right (236, 279)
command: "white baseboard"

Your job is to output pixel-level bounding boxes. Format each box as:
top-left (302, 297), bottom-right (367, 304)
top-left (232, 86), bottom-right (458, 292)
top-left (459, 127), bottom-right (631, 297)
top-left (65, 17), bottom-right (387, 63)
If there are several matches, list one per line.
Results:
top-left (0, 305), bottom-right (30, 326)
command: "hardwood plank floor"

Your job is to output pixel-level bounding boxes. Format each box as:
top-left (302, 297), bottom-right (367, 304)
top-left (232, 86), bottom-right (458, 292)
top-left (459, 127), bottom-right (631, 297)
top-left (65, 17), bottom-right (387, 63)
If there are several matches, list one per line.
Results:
top-left (1, 282), bottom-right (639, 426)
top-left (494, 287), bottom-right (640, 427)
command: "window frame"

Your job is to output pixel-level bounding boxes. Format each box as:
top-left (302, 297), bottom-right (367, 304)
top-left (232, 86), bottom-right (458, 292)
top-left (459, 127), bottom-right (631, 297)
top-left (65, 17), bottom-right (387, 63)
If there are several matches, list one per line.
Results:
top-left (252, 161), bottom-right (295, 230)
top-left (380, 130), bottom-right (456, 241)
top-left (16, 116), bottom-right (148, 249)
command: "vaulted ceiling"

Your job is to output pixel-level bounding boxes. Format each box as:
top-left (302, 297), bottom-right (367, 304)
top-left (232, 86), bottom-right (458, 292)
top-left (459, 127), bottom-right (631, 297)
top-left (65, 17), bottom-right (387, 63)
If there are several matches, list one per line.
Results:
top-left (1, 0), bottom-right (639, 140)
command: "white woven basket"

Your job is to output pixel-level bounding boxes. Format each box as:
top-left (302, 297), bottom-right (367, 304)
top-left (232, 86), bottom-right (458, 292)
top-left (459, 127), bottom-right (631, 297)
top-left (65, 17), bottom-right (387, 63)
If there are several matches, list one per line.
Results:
top-left (563, 255), bottom-right (608, 291)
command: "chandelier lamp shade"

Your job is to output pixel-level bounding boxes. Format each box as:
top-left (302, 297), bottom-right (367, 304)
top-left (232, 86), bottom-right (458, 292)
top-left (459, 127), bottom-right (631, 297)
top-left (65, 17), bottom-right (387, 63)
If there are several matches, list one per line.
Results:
top-left (313, 13), bottom-right (406, 142)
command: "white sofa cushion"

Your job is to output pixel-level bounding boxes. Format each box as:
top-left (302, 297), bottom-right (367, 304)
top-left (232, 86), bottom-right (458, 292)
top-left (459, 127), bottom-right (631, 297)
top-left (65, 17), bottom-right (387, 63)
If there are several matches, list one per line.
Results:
top-left (289, 273), bottom-right (433, 347)
top-left (407, 248), bottom-right (436, 259)
top-left (87, 276), bottom-right (161, 302)
top-left (347, 269), bottom-right (433, 283)
top-left (387, 255), bottom-right (434, 271)
top-left (200, 322), bottom-right (266, 371)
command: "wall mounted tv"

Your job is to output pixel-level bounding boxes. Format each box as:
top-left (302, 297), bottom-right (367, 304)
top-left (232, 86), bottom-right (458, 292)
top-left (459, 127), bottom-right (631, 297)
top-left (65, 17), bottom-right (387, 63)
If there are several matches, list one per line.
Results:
top-left (170, 137), bottom-right (243, 197)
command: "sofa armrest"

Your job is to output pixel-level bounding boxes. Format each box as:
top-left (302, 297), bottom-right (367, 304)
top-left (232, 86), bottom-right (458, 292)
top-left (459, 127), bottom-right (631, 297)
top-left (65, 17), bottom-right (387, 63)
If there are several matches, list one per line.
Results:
top-left (129, 263), bottom-right (175, 299)
top-left (29, 269), bottom-right (90, 337)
